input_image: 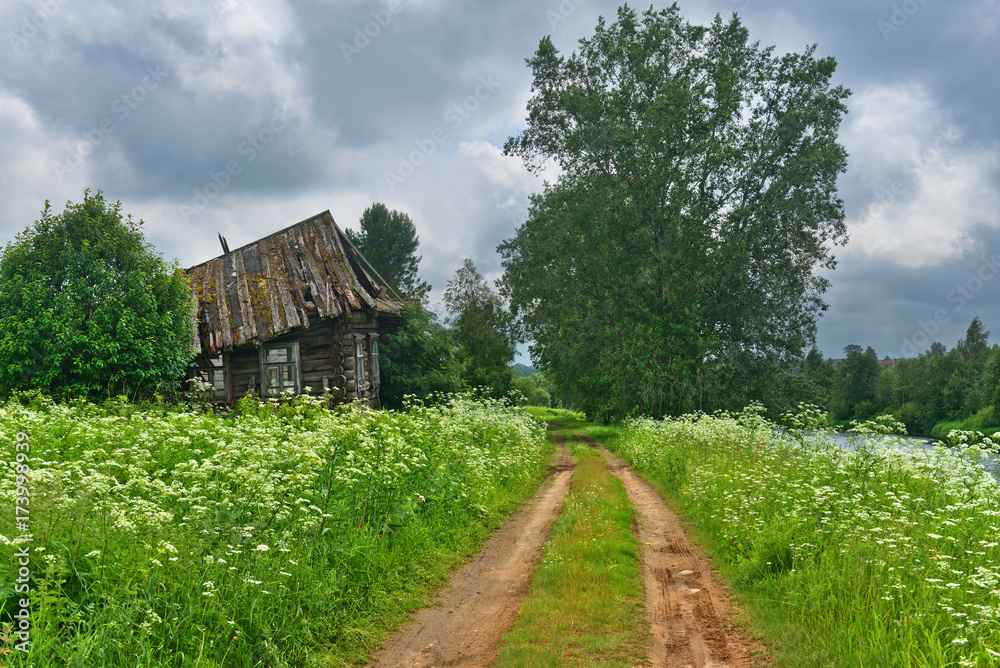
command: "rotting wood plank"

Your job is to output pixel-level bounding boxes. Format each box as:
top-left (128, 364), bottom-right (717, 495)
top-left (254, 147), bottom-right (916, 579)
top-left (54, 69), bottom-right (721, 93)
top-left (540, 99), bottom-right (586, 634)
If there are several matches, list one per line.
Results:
top-left (231, 248), bottom-right (257, 342)
top-left (293, 226), bottom-right (332, 318)
top-left (213, 259), bottom-right (234, 350)
top-left (183, 210), bottom-right (402, 356)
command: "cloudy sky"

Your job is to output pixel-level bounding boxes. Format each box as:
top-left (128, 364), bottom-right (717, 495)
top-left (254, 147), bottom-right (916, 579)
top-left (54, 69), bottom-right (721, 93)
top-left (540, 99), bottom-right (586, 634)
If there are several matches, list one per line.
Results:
top-left (1, 0), bottom-right (998, 362)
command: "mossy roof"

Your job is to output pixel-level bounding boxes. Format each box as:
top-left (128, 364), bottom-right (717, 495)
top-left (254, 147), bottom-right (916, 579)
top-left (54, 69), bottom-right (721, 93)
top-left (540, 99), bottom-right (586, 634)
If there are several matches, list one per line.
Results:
top-left (185, 210), bottom-right (403, 355)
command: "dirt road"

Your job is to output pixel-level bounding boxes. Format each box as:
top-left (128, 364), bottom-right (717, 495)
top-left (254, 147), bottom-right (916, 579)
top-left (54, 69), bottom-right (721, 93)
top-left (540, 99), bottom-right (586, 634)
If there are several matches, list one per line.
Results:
top-left (367, 438), bottom-right (575, 667)
top-left (370, 432), bottom-right (763, 667)
top-left (577, 434), bottom-right (761, 668)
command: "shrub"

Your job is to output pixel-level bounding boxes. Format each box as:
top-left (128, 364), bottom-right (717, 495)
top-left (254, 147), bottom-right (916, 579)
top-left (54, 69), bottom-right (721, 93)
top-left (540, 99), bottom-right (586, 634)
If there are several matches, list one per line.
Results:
top-left (0, 191), bottom-right (193, 400)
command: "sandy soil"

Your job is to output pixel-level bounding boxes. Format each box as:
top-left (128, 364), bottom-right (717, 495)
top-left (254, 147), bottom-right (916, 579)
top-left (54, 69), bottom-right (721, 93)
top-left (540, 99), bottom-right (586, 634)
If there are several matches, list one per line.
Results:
top-left (576, 434), bottom-right (764, 668)
top-left (367, 437), bottom-right (574, 668)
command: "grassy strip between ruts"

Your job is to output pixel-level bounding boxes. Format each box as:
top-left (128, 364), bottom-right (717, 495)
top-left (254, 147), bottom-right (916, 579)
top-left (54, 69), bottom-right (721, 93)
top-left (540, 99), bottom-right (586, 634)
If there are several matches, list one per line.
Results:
top-left (495, 423), bottom-right (648, 667)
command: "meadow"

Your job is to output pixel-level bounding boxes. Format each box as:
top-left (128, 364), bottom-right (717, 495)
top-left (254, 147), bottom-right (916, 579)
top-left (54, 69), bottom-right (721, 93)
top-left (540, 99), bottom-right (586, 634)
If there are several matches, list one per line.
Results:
top-left (0, 392), bottom-right (548, 667)
top-left (608, 405), bottom-right (1000, 667)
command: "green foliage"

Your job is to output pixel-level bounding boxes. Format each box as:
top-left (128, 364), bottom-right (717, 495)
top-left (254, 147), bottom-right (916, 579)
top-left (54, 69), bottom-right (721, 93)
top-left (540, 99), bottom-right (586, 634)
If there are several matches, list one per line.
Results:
top-left (344, 203), bottom-right (430, 299)
top-left (817, 317), bottom-right (1000, 435)
top-left (609, 407), bottom-right (1000, 666)
top-left (500, 5), bottom-right (850, 419)
top-left (0, 191), bottom-right (194, 400)
top-left (512, 362), bottom-right (538, 377)
top-left (378, 301), bottom-right (462, 409)
top-left (512, 373), bottom-right (553, 407)
top-left (443, 259), bottom-right (517, 399)
top-left (956, 316), bottom-right (990, 364)
top-left (0, 393), bottom-right (547, 666)
top-left (829, 348), bottom-right (880, 420)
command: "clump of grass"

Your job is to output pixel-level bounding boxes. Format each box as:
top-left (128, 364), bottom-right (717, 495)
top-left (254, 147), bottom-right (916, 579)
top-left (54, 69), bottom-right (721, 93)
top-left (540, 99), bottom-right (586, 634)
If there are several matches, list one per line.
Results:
top-left (608, 404), bottom-right (1000, 667)
top-left (0, 392), bottom-right (548, 667)
top-left (496, 440), bottom-right (647, 667)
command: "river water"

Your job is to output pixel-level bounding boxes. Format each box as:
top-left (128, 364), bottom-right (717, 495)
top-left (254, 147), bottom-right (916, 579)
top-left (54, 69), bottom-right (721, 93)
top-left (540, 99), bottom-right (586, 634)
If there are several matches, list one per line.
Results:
top-left (799, 431), bottom-right (1000, 481)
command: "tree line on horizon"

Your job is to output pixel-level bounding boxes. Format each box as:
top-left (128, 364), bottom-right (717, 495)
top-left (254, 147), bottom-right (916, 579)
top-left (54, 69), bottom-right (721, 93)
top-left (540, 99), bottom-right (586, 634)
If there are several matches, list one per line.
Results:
top-left (801, 316), bottom-right (1000, 436)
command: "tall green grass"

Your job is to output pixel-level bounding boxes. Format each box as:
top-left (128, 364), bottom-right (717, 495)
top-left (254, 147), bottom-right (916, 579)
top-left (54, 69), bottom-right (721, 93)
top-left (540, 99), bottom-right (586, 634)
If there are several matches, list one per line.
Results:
top-left (0, 392), bottom-right (547, 667)
top-left (608, 405), bottom-right (1000, 667)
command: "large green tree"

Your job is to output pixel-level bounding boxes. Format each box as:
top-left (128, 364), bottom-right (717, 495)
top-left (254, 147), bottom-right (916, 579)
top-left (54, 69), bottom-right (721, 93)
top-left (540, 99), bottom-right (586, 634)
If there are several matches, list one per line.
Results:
top-left (443, 259), bottom-right (517, 398)
top-left (344, 203), bottom-right (430, 299)
top-left (956, 316), bottom-right (990, 365)
top-left (0, 191), bottom-right (194, 399)
top-left (377, 301), bottom-right (461, 409)
top-left (500, 4), bottom-right (850, 418)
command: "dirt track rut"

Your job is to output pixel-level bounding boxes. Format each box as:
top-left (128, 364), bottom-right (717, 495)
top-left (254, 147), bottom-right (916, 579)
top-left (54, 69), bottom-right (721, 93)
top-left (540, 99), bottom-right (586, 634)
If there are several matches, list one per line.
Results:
top-left (577, 434), bottom-right (760, 668)
top-left (367, 438), bottom-right (574, 667)
top-left (370, 431), bottom-right (762, 668)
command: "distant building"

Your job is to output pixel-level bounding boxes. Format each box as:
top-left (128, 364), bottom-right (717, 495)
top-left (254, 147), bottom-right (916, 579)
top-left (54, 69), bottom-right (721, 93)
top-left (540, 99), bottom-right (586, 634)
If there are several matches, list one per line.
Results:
top-left (184, 211), bottom-right (403, 407)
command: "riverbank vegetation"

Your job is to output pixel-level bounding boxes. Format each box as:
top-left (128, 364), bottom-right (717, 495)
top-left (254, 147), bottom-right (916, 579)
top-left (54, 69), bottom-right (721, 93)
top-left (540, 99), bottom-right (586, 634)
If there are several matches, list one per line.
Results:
top-left (607, 405), bottom-right (1000, 667)
top-left (802, 317), bottom-right (1000, 438)
top-left (0, 392), bottom-right (547, 667)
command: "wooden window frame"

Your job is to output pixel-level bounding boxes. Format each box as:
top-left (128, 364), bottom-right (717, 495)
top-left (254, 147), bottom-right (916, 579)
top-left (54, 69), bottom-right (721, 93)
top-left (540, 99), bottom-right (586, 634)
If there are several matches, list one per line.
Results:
top-left (259, 341), bottom-right (301, 397)
top-left (191, 354), bottom-right (229, 402)
top-left (353, 334), bottom-right (368, 393)
top-left (370, 334), bottom-right (380, 389)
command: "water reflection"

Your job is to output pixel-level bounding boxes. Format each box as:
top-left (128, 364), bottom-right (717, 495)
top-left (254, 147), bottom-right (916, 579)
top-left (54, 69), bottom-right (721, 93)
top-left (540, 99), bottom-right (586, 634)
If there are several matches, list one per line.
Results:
top-left (792, 431), bottom-right (1000, 480)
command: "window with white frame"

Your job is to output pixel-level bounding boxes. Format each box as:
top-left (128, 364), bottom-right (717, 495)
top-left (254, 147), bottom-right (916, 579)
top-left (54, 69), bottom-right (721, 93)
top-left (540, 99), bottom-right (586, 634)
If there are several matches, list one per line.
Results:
top-left (370, 335), bottom-right (380, 389)
top-left (260, 342), bottom-right (300, 396)
top-left (353, 335), bottom-right (367, 392)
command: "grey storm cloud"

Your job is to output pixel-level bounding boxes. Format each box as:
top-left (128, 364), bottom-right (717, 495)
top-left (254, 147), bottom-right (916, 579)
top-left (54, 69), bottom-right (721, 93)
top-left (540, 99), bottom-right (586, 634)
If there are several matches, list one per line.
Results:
top-left (1, 0), bottom-right (999, 362)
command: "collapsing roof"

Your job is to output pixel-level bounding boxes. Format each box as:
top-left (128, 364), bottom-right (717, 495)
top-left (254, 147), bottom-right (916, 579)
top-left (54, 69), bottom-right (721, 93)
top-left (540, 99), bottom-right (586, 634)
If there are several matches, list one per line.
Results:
top-left (186, 210), bottom-right (403, 355)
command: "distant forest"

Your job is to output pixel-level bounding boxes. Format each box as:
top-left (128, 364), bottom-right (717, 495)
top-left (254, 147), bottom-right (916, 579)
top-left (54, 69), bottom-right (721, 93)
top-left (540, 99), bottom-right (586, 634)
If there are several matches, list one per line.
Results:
top-left (803, 316), bottom-right (1000, 436)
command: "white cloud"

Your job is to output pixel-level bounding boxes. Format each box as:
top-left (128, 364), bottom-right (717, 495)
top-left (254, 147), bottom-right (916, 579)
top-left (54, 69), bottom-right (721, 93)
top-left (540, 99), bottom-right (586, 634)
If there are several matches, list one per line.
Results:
top-left (0, 88), bottom-right (97, 242)
top-left (843, 83), bottom-right (1000, 268)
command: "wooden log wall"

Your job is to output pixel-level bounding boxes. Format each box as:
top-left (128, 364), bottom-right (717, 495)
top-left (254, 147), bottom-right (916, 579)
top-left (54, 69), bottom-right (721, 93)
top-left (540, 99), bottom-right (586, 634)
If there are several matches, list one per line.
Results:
top-left (193, 309), bottom-right (389, 408)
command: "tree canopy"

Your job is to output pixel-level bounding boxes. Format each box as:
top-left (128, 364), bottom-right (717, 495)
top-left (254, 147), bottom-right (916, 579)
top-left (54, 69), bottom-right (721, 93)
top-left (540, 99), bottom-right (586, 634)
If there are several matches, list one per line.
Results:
top-left (377, 301), bottom-right (462, 409)
top-left (444, 259), bottom-right (517, 399)
top-left (0, 191), bottom-right (194, 399)
top-left (344, 203), bottom-right (430, 299)
top-left (500, 4), bottom-right (850, 419)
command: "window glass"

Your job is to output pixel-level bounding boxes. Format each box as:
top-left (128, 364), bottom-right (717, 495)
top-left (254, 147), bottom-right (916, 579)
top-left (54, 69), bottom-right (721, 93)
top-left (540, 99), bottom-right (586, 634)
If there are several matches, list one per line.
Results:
top-left (210, 369), bottom-right (226, 391)
top-left (261, 343), bottom-right (299, 396)
top-left (354, 338), bottom-right (367, 390)
top-left (193, 358), bottom-right (227, 401)
top-left (266, 348), bottom-right (289, 364)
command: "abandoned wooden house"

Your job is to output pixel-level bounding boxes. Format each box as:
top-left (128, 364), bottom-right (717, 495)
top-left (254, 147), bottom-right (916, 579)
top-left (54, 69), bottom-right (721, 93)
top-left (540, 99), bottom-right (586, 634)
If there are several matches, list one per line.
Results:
top-left (184, 210), bottom-right (404, 407)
